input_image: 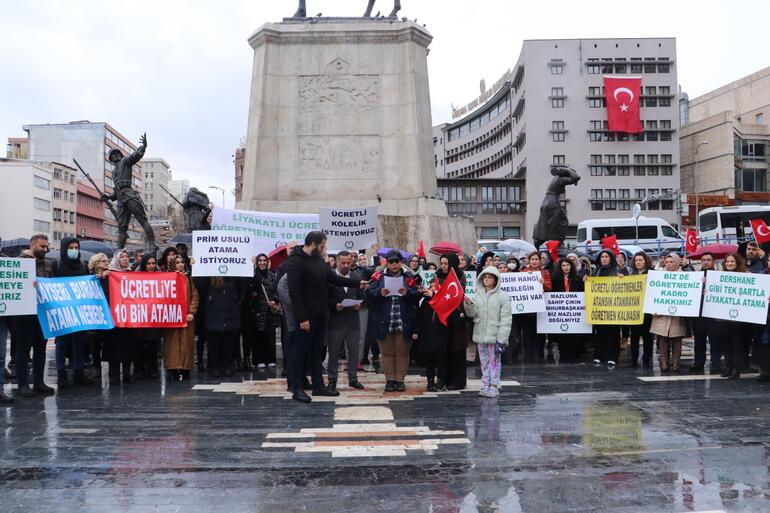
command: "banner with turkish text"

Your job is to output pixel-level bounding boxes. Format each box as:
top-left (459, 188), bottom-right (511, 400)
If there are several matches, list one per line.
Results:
top-left (499, 272), bottom-right (546, 314)
top-left (36, 276), bottom-right (114, 339)
top-left (643, 270), bottom-right (703, 317)
top-left (212, 206), bottom-right (319, 255)
top-left (109, 272), bottom-right (188, 328)
top-left (585, 275), bottom-right (646, 325)
top-left (536, 292), bottom-right (592, 334)
top-left (702, 271), bottom-right (770, 325)
top-left (0, 257), bottom-right (37, 316)
top-left (603, 76), bottom-right (643, 133)
top-left (192, 231), bottom-right (255, 277)
top-left (319, 205), bottom-right (378, 252)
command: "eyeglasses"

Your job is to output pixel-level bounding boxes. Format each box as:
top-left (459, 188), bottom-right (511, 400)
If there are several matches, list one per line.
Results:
top-left (388, 258), bottom-right (401, 264)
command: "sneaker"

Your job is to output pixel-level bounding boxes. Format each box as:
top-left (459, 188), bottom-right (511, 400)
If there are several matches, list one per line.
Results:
top-left (268, 363), bottom-right (276, 368)
top-left (257, 363), bottom-right (266, 369)
top-left (348, 380), bottom-right (365, 390)
top-left (292, 390), bottom-right (311, 403)
top-left (593, 359), bottom-right (601, 365)
top-left (312, 387), bottom-right (340, 397)
top-left (607, 361), bottom-right (616, 369)
top-left (479, 386), bottom-right (491, 397)
top-left (384, 380), bottom-right (396, 392)
top-left (488, 386), bottom-right (499, 397)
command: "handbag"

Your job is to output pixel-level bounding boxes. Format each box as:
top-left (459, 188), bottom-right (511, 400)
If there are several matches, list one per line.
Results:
top-left (261, 283), bottom-right (283, 315)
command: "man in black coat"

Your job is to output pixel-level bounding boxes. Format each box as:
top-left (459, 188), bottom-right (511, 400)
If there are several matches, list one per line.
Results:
top-left (286, 232), bottom-right (366, 402)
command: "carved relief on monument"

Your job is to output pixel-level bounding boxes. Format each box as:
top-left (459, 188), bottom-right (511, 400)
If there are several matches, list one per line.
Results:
top-left (299, 136), bottom-right (380, 178)
top-left (298, 74), bottom-right (380, 115)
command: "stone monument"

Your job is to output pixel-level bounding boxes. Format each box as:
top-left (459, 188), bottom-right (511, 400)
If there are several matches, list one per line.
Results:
top-left (239, 17), bottom-right (477, 251)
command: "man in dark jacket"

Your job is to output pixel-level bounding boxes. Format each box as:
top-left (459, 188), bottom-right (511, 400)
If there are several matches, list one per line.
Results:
top-left (286, 231), bottom-right (366, 402)
top-left (53, 237), bottom-right (93, 387)
top-left (16, 234), bottom-right (56, 397)
top-left (326, 251), bottom-right (366, 391)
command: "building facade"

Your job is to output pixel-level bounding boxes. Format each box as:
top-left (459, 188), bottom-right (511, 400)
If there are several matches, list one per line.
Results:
top-left (0, 159), bottom-right (53, 241)
top-left (51, 162), bottom-right (78, 247)
top-left (142, 158), bottom-right (172, 219)
top-left (434, 38), bottom-right (680, 242)
top-left (680, 67), bottom-right (770, 224)
top-left (76, 183), bottom-right (106, 241)
top-left (6, 137), bottom-right (28, 159)
top-left (234, 145), bottom-right (245, 204)
top-left (24, 121), bottom-right (145, 247)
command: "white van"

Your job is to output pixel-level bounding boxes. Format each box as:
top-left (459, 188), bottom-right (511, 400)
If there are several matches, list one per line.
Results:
top-left (576, 217), bottom-right (682, 254)
top-left (698, 205), bottom-right (770, 244)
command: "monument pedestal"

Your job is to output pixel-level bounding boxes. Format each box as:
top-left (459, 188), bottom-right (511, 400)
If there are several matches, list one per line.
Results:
top-left (240, 19), bottom-right (476, 251)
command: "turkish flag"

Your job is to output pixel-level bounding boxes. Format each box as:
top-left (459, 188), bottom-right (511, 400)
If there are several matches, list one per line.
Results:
top-left (601, 235), bottom-right (620, 256)
top-left (428, 268), bottom-right (464, 326)
top-left (685, 228), bottom-right (699, 253)
top-left (546, 240), bottom-right (560, 264)
top-left (603, 76), bottom-right (643, 133)
top-left (750, 218), bottom-right (770, 244)
top-left (416, 240), bottom-right (426, 259)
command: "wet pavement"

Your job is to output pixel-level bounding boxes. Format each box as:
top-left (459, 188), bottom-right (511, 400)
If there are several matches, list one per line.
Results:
top-left (0, 344), bottom-right (769, 512)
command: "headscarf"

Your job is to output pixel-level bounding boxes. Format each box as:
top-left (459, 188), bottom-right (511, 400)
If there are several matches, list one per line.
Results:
top-left (109, 249), bottom-right (131, 271)
top-left (255, 253), bottom-right (270, 278)
top-left (593, 249), bottom-right (618, 277)
top-left (56, 236), bottom-right (84, 276)
top-left (437, 252), bottom-right (464, 287)
top-left (567, 253), bottom-right (581, 272)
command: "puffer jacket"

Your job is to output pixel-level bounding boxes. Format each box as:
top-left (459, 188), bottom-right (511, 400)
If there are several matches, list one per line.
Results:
top-left (464, 266), bottom-right (512, 345)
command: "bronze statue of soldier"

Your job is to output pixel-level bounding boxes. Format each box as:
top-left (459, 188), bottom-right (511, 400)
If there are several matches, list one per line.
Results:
top-left (102, 133), bottom-right (158, 254)
top-left (293, 0), bottom-right (401, 18)
top-left (532, 166), bottom-right (581, 249)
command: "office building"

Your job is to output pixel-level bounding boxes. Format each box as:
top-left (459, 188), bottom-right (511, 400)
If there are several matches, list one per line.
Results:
top-left (434, 38), bottom-right (680, 241)
top-left (680, 67), bottom-right (770, 223)
top-left (0, 159), bottom-right (53, 241)
top-left (142, 158), bottom-right (172, 219)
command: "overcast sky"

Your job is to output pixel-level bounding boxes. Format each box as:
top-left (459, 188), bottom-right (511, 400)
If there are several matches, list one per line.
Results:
top-left (1, 0), bottom-right (766, 207)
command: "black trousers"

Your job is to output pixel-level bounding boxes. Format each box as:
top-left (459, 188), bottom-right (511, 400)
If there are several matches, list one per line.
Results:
top-left (593, 325), bottom-right (620, 363)
top-left (692, 317), bottom-right (722, 368)
top-left (250, 328), bottom-right (276, 365)
top-left (288, 316), bottom-right (327, 392)
top-left (520, 313), bottom-right (544, 363)
top-left (719, 321), bottom-right (750, 372)
top-left (629, 314), bottom-right (653, 365)
top-left (207, 331), bottom-right (236, 372)
top-left (424, 352), bottom-right (448, 384)
top-left (15, 316), bottom-right (46, 386)
top-left (134, 339), bottom-right (159, 376)
top-left (553, 335), bottom-right (581, 363)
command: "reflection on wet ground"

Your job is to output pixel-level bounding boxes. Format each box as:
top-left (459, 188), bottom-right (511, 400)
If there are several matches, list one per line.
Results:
top-left (0, 348), bottom-right (768, 512)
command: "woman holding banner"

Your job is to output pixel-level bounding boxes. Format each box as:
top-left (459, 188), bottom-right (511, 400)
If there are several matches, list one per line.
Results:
top-left (520, 252), bottom-right (552, 363)
top-left (164, 256), bottom-right (199, 381)
top-left (629, 252), bottom-right (654, 369)
top-left (195, 275), bottom-right (246, 378)
top-left (436, 253), bottom-right (469, 390)
top-left (242, 253), bottom-right (279, 370)
top-left (719, 253), bottom-right (751, 379)
top-left (159, 247), bottom-right (178, 273)
top-left (133, 255), bottom-right (163, 380)
top-left (550, 258), bottom-right (584, 363)
top-left (86, 253), bottom-right (110, 379)
top-left (650, 253), bottom-right (687, 373)
top-left (591, 249), bottom-right (628, 369)
top-left (106, 249), bottom-right (135, 385)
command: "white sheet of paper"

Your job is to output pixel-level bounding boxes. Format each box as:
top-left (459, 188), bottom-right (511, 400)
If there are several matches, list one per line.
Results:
top-left (384, 276), bottom-right (404, 297)
top-left (340, 299), bottom-right (363, 308)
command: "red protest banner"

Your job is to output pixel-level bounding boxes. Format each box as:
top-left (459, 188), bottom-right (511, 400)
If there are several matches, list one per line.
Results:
top-left (108, 272), bottom-right (188, 328)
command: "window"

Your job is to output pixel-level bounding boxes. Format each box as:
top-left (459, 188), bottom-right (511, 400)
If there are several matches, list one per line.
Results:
top-left (53, 208), bottom-right (62, 221)
top-left (502, 227), bottom-right (521, 238)
top-left (644, 58), bottom-right (657, 73)
top-left (552, 98), bottom-right (564, 108)
top-left (34, 220), bottom-right (50, 233)
top-left (588, 87), bottom-right (602, 96)
top-left (757, 113), bottom-right (765, 124)
top-left (589, 120), bottom-right (602, 130)
top-left (481, 186), bottom-right (494, 213)
top-left (657, 58), bottom-right (670, 73)
top-left (644, 86), bottom-right (657, 107)
top-left (630, 62), bottom-right (643, 74)
top-left (647, 188), bottom-right (660, 210)
top-left (552, 121), bottom-right (564, 130)
top-left (605, 189), bottom-right (617, 210)
top-left (591, 189), bottom-right (603, 211)
top-left (587, 59), bottom-right (601, 74)
top-left (589, 132), bottom-right (602, 142)
top-left (553, 155), bottom-right (566, 165)
top-left (552, 121), bottom-right (565, 142)
top-left (736, 168), bottom-right (768, 192)
top-left (614, 58), bottom-right (626, 74)
top-left (589, 98), bottom-right (604, 108)
top-left (34, 175), bottom-right (50, 190)
top-left (33, 197), bottom-right (50, 211)
top-left (551, 87), bottom-right (563, 96)
top-left (661, 189), bottom-right (674, 210)
top-left (619, 189), bottom-right (631, 210)
top-left (551, 64), bottom-right (563, 74)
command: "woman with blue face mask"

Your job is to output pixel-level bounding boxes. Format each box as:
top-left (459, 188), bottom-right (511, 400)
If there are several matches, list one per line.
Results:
top-left (53, 238), bottom-right (94, 388)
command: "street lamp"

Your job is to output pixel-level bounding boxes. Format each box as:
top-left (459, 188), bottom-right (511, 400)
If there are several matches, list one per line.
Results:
top-left (208, 186), bottom-right (225, 209)
top-left (693, 140), bottom-right (709, 233)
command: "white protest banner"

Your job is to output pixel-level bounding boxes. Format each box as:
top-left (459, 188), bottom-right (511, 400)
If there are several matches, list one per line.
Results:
top-left (464, 271), bottom-right (476, 295)
top-left (211, 206), bottom-right (319, 255)
top-left (319, 205), bottom-right (378, 252)
top-left (192, 231), bottom-right (255, 278)
top-left (536, 292), bottom-right (592, 334)
top-left (643, 270), bottom-right (704, 317)
top-left (0, 257), bottom-right (36, 316)
top-left (499, 272), bottom-right (545, 313)
top-left (702, 270), bottom-right (770, 325)
top-left (418, 270), bottom-right (436, 285)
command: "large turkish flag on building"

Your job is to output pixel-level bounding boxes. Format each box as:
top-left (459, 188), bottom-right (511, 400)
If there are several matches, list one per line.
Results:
top-left (603, 76), bottom-right (643, 133)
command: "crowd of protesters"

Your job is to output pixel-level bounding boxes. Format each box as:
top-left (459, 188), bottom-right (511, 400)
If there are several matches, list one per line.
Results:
top-left (1, 230), bottom-right (770, 405)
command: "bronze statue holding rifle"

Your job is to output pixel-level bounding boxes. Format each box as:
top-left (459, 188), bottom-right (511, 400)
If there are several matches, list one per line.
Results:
top-left (102, 133), bottom-right (157, 253)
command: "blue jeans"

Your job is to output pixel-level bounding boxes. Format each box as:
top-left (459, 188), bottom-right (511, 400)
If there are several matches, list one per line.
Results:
top-left (0, 317), bottom-right (7, 387)
top-left (55, 333), bottom-right (85, 372)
